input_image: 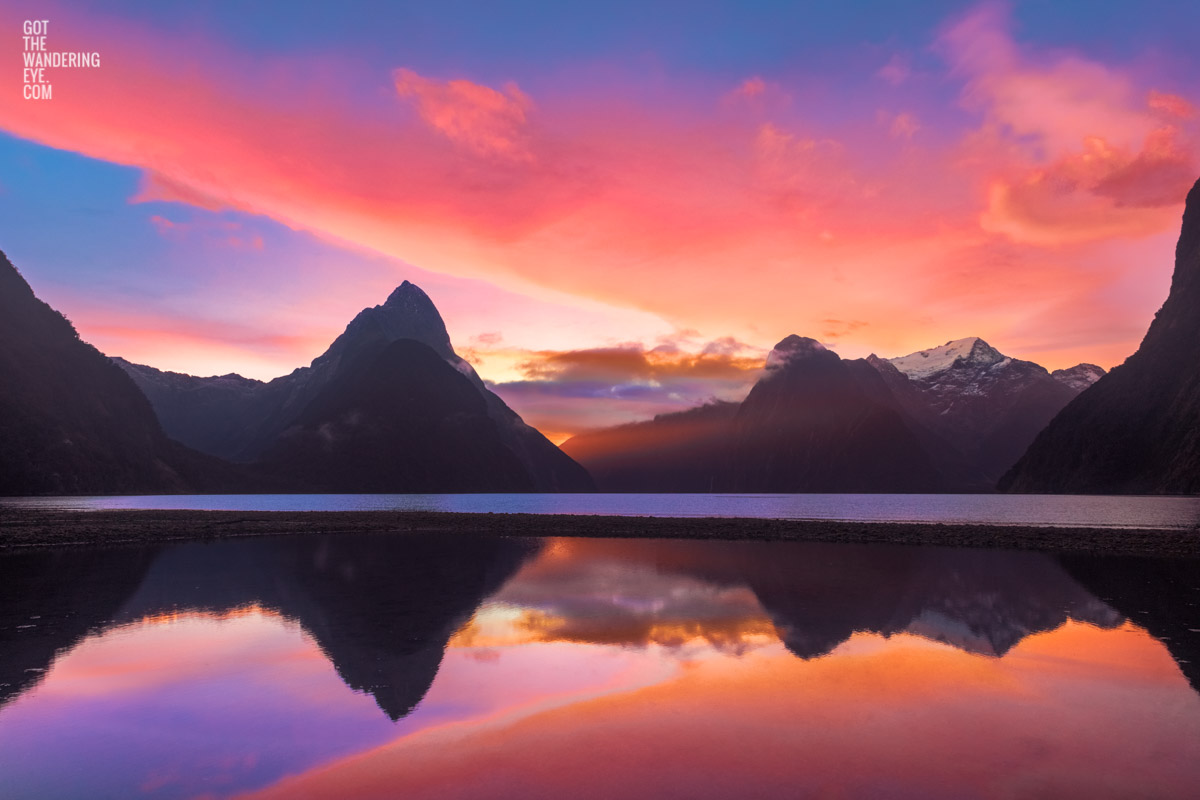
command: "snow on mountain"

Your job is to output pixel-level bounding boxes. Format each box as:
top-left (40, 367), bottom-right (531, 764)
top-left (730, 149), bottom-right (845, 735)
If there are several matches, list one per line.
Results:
top-left (1051, 363), bottom-right (1107, 393)
top-left (888, 337), bottom-right (1009, 381)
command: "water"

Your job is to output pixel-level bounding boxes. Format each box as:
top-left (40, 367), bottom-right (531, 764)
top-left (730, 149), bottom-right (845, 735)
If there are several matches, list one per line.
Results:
top-left (2, 533), bottom-right (1199, 798)
top-left (5, 492), bottom-right (1200, 529)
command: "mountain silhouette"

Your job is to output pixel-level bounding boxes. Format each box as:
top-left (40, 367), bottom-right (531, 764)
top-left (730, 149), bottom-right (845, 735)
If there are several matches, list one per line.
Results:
top-left (0, 545), bottom-right (161, 708)
top-left (0, 533), bottom-right (537, 721)
top-left (1058, 554), bottom-right (1200, 693)
top-left (1002, 177), bottom-right (1200, 493)
top-left (622, 539), bottom-right (1122, 660)
top-left (0, 251), bottom-right (245, 495)
top-left (563, 334), bottom-right (1099, 492)
top-left (728, 336), bottom-right (941, 491)
top-left (261, 339), bottom-right (535, 492)
top-left (118, 281), bottom-right (593, 492)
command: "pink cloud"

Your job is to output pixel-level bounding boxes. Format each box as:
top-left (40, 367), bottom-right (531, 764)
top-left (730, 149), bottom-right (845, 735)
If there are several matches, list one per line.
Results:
top-left (132, 172), bottom-right (231, 211)
top-left (1149, 90), bottom-right (1198, 120)
top-left (878, 111), bottom-right (921, 139)
top-left (940, 3), bottom-right (1200, 244)
top-left (721, 75), bottom-right (791, 112)
top-left (0, 0), bottom-right (1195, 390)
top-left (394, 68), bottom-right (533, 159)
top-left (877, 54), bottom-right (912, 86)
top-left (146, 214), bottom-right (266, 251)
top-left (732, 76), bottom-right (766, 99)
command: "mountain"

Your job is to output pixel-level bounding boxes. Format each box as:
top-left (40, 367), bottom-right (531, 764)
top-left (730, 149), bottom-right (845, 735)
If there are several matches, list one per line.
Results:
top-left (560, 401), bottom-right (737, 492)
top-left (500, 538), bottom-right (1125, 664)
top-left (108, 359), bottom-right (274, 463)
top-left (1059, 554), bottom-right (1200, 693)
top-left (0, 251), bottom-right (242, 495)
top-left (564, 334), bottom-right (1101, 492)
top-left (0, 545), bottom-right (161, 707)
top-left (1051, 363), bottom-right (1106, 393)
top-left (728, 336), bottom-right (941, 491)
top-left (729, 542), bottom-right (1122, 660)
top-left (260, 339), bottom-right (535, 492)
top-left (1001, 177), bottom-right (1200, 494)
top-left (875, 337), bottom-right (1099, 487)
top-left (562, 336), bottom-right (943, 492)
top-left (117, 281), bottom-right (593, 492)
top-left (1, 533), bottom-right (537, 721)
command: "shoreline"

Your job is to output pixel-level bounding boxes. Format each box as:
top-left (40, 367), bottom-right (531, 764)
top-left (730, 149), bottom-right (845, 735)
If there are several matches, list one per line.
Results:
top-left (2, 509), bottom-right (1198, 557)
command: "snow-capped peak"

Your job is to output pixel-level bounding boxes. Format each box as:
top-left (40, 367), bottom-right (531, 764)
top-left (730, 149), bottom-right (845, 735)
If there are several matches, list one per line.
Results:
top-left (888, 337), bottom-right (1006, 380)
top-left (1051, 363), bottom-right (1106, 393)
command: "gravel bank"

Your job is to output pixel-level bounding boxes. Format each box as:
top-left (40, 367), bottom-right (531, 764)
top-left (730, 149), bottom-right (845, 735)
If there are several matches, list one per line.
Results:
top-left (2, 508), bottom-right (1198, 557)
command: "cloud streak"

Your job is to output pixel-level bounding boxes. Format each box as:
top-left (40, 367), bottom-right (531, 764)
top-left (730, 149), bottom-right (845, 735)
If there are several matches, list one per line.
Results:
top-left (0, 1), bottom-right (1196, 421)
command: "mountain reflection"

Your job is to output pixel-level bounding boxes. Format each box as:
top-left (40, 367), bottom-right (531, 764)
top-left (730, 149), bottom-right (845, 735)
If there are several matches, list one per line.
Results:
top-left (0, 534), bottom-right (538, 719)
top-left (486, 539), bottom-right (1125, 659)
top-left (2, 534), bottom-right (1199, 721)
top-left (1060, 554), bottom-right (1200, 692)
top-left (0, 546), bottom-right (161, 708)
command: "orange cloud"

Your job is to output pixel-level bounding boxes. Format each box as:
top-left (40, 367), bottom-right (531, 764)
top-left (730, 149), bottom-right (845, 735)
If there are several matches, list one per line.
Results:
top-left (478, 339), bottom-right (764, 436)
top-left (514, 342), bottom-right (763, 383)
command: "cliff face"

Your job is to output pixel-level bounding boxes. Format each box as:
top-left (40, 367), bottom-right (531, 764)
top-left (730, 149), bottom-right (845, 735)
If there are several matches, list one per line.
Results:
top-left (0, 251), bottom-right (239, 495)
top-left (1001, 178), bottom-right (1200, 494)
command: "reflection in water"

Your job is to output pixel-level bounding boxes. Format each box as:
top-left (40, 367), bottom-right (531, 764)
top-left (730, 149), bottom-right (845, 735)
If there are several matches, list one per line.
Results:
top-left (0, 533), bottom-right (537, 720)
top-left (1, 535), bottom-right (1199, 798)
top-left (0, 546), bottom-right (160, 708)
top-left (1060, 554), bottom-right (1200, 692)
top-left (501, 539), bottom-right (1123, 659)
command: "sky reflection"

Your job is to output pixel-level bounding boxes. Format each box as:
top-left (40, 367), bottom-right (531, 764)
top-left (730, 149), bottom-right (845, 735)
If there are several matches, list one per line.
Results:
top-left (0, 535), bottom-right (1198, 799)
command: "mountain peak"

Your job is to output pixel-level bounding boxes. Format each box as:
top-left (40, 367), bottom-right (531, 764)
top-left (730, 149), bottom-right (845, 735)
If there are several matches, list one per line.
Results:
top-left (888, 337), bottom-right (1006, 380)
top-left (384, 280), bottom-right (432, 307)
top-left (765, 335), bottom-right (832, 371)
top-left (320, 280), bottom-right (455, 364)
top-left (1051, 363), bottom-right (1106, 392)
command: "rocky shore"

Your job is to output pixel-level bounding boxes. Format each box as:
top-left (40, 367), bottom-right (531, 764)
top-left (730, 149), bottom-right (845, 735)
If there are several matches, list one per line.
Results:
top-left (2, 508), bottom-right (1198, 557)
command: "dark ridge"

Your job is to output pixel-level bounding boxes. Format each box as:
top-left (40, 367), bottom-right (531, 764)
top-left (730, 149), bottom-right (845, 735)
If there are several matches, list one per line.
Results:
top-left (1001, 177), bottom-right (1200, 494)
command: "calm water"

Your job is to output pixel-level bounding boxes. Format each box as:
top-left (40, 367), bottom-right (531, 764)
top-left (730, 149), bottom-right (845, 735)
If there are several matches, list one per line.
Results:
top-left (1, 533), bottom-right (1199, 798)
top-left (5, 492), bottom-right (1200, 529)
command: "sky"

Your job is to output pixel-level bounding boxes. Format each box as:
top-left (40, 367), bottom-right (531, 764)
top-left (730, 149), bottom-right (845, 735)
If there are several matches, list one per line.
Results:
top-left (2, 0), bottom-right (1198, 441)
